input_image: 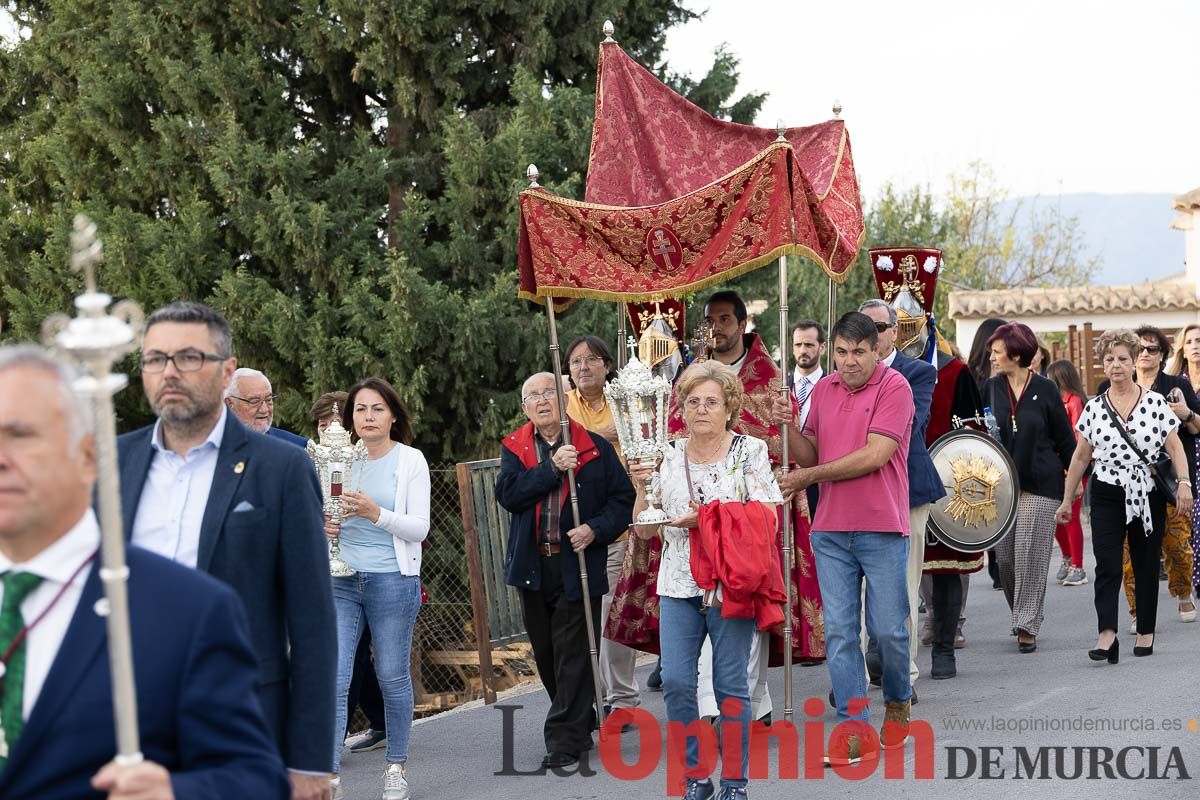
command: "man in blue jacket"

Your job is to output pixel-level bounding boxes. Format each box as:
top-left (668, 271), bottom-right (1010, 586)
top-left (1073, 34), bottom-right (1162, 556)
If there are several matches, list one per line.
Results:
top-left (117, 303), bottom-right (335, 800)
top-left (496, 372), bottom-right (634, 770)
top-left (223, 367), bottom-right (309, 448)
top-left (0, 345), bottom-right (288, 800)
top-left (859, 300), bottom-right (945, 696)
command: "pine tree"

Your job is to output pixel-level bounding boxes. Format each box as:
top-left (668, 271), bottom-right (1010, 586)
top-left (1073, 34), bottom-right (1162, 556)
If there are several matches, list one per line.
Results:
top-left (0, 0), bottom-right (765, 461)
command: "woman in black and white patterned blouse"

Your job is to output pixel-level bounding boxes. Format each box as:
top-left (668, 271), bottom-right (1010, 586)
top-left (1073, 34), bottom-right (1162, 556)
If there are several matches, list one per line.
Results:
top-left (1059, 329), bottom-right (1192, 663)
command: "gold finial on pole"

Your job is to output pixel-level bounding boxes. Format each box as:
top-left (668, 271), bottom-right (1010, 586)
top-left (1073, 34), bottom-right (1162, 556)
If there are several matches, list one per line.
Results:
top-left (832, 99), bottom-right (843, 119)
top-left (526, 163), bottom-right (540, 189)
top-left (775, 119), bottom-right (787, 143)
top-left (602, 19), bottom-right (615, 42)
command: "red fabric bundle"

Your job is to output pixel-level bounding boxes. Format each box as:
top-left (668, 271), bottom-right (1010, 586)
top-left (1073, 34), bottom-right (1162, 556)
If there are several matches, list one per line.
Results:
top-left (689, 500), bottom-right (786, 630)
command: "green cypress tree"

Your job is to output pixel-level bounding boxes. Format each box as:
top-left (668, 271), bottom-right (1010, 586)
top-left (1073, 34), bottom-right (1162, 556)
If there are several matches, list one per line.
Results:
top-left (0, 1), bottom-right (764, 461)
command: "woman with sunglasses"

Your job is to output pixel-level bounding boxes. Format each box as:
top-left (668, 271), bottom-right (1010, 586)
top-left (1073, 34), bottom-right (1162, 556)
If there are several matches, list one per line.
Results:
top-left (1096, 325), bottom-right (1200, 628)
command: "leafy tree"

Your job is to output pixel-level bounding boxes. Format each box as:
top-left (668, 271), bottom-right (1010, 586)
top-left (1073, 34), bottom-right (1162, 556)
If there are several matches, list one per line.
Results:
top-left (942, 161), bottom-right (1100, 299)
top-left (0, 0), bottom-right (765, 463)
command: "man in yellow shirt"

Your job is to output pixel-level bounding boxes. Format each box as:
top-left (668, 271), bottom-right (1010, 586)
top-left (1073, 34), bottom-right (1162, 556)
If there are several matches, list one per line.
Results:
top-left (562, 335), bottom-right (639, 718)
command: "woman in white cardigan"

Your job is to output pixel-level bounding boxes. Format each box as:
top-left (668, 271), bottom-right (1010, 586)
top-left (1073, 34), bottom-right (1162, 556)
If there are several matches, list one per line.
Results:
top-left (326, 377), bottom-right (430, 800)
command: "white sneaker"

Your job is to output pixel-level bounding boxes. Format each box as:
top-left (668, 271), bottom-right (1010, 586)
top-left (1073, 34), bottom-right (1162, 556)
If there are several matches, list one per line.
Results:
top-left (383, 763), bottom-right (409, 800)
top-left (330, 776), bottom-right (343, 800)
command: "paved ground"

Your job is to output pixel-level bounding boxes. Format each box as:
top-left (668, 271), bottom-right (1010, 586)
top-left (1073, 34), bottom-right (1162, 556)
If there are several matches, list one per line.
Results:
top-left (340, 530), bottom-right (1200, 799)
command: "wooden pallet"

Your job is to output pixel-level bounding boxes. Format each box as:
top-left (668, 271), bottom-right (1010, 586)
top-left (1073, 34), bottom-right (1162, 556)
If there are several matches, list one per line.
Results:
top-left (422, 643), bottom-right (536, 699)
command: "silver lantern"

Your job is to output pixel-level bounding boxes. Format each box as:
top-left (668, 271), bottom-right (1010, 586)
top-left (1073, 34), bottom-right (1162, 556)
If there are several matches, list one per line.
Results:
top-left (306, 403), bottom-right (369, 576)
top-left (605, 337), bottom-right (672, 526)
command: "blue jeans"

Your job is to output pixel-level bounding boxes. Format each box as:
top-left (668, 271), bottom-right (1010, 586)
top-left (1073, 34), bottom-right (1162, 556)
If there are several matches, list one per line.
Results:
top-left (332, 571), bottom-right (422, 772)
top-left (659, 595), bottom-right (755, 789)
top-left (811, 531), bottom-right (911, 722)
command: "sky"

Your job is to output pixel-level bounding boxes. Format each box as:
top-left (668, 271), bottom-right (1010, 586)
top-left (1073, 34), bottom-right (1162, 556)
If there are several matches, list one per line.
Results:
top-left (5, 2), bottom-right (1196, 202)
top-left (660, 0), bottom-right (1200, 200)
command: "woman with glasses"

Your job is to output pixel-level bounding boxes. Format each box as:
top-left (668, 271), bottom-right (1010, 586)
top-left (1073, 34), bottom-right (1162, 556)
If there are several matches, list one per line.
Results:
top-left (325, 377), bottom-right (430, 800)
top-left (629, 360), bottom-right (782, 800)
top-left (982, 322), bottom-right (1076, 653)
top-left (1097, 325), bottom-right (1200, 628)
top-left (1059, 329), bottom-right (1192, 662)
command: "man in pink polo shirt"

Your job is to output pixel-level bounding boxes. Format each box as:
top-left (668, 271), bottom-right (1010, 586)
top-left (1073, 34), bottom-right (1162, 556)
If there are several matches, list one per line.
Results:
top-left (777, 311), bottom-right (915, 764)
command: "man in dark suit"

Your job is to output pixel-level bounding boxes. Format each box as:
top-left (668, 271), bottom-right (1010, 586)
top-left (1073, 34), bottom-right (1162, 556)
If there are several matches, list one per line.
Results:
top-left (859, 300), bottom-right (945, 696)
top-left (223, 367), bottom-right (309, 448)
top-left (117, 302), bottom-right (336, 800)
top-left (496, 372), bottom-right (635, 771)
top-left (0, 345), bottom-right (288, 800)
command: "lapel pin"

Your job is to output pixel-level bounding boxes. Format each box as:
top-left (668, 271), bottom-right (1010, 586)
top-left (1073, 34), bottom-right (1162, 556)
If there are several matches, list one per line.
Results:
top-left (234, 461), bottom-right (245, 474)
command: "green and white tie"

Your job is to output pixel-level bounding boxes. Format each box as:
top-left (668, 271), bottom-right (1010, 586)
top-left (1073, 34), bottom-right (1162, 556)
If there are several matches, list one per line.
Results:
top-left (0, 571), bottom-right (44, 763)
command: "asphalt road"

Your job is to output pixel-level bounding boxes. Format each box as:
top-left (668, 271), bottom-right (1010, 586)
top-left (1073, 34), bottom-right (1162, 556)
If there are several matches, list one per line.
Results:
top-left (339, 529), bottom-right (1200, 799)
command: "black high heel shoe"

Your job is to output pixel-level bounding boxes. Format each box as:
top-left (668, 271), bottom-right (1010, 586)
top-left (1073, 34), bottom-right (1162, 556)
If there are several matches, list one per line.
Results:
top-left (1133, 635), bottom-right (1155, 657)
top-left (1088, 638), bottom-right (1119, 664)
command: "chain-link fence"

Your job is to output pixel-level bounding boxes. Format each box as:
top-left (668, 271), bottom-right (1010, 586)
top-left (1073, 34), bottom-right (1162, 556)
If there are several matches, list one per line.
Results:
top-left (412, 463), bottom-right (535, 717)
top-left (347, 462), bottom-right (536, 732)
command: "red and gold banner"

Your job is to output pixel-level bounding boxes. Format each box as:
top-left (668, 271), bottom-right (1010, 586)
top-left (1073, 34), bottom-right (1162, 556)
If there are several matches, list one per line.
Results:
top-left (518, 143), bottom-right (799, 302)
top-left (585, 42), bottom-right (864, 280)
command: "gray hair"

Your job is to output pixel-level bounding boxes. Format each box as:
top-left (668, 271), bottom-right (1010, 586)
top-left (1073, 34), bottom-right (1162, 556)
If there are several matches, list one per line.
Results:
top-left (521, 372), bottom-right (555, 399)
top-left (145, 301), bottom-right (233, 358)
top-left (858, 298), bottom-right (898, 327)
top-left (0, 344), bottom-right (94, 448)
top-left (224, 367), bottom-right (272, 399)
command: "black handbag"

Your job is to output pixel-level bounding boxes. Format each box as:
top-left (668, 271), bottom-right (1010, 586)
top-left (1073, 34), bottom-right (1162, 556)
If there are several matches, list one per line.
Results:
top-left (1100, 391), bottom-right (1177, 505)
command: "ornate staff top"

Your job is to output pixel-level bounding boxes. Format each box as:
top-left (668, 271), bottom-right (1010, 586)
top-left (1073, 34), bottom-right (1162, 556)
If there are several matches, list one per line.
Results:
top-left (39, 214), bottom-right (145, 763)
top-left (42, 215), bottom-right (144, 391)
top-left (832, 99), bottom-right (843, 119)
top-left (526, 163), bottom-right (540, 189)
top-left (602, 20), bottom-right (615, 42)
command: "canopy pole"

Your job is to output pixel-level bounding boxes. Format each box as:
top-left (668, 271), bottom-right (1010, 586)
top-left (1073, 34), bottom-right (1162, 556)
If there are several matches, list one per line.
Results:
top-left (826, 277), bottom-right (837, 372)
top-left (546, 299), bottom-right (607, 737)
top-left (778, 252), bottom-right (795, 724)
top-left (528, 161), bottom-right (606, 736)
top-left (617, 304), bottom-right (628, 368)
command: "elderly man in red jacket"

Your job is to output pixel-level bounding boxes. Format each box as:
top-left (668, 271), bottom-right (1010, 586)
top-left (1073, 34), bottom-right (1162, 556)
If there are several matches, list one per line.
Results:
top-left (495, 372), bottom-right (635, 771)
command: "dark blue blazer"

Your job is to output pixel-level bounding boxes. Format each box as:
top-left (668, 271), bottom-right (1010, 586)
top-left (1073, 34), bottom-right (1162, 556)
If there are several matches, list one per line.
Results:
top-left (0, 547), bottom-right (289, 800)
top-left (890, 351), bottom-right (947, 508)
top-left (268, 426), bottom-right (309, 449)
top-left (117, 413), bottom-right (336, 772)
top-left (496, 428), bottom-right (635, 602)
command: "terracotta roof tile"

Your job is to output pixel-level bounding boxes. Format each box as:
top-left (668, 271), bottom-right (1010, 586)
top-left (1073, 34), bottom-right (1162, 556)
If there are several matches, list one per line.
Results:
top-left (1174, 188), bottom-right (1200, 211)
top-left (949, 281), bottom-right (1200, 319)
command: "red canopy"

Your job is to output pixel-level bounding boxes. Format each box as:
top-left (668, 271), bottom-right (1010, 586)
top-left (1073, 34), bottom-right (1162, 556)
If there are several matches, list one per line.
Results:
top-left (518, 143), bottom-right (799, 302)
top-left (516, 42), bottom-right (864, 307)
top-left (585, 42), bottom-right (864, 279)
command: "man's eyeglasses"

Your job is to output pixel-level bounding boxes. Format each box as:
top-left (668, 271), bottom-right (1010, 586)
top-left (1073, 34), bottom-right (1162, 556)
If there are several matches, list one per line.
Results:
top-left (139, 350), bottom-right (228, 373)
top-left (230, 394), bottom-right (277, 409)
top-left (873, 321), bottom-right (893, 333)
top-left (522, 389), bottom-right (559, 404)
top-left (568, 355), bottom-right (605, 369)
top-left (685, 397), bottom-right (724, 411)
